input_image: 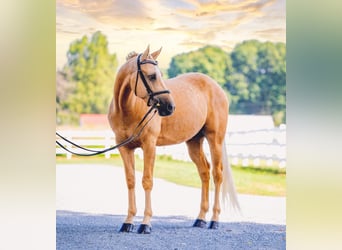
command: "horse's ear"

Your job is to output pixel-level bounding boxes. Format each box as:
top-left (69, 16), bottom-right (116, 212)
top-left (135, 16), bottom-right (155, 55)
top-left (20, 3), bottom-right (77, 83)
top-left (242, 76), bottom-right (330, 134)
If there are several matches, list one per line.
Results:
top-left (151, 47), bottom-right (162, 60)
top-left (141, 45), bottom-right (150, 61)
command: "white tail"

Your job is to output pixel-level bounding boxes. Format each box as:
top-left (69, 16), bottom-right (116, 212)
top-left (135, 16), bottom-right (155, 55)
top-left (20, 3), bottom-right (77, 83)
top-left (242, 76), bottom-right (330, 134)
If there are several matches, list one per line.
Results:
top-left (222, 141), bottom-right (241, 211)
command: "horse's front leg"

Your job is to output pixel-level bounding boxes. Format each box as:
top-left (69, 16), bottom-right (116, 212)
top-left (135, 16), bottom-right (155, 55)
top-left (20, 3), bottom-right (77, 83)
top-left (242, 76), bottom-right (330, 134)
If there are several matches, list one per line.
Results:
top-left (118, 146), bottom-right (136, 233)
top-left (137, 142), bottom-right (156, 234)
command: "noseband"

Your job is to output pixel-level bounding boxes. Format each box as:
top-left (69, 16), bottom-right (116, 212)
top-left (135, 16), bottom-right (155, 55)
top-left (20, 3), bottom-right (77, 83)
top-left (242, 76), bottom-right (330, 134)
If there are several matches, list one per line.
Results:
top-left (134, 53), bottom-right (171, 106)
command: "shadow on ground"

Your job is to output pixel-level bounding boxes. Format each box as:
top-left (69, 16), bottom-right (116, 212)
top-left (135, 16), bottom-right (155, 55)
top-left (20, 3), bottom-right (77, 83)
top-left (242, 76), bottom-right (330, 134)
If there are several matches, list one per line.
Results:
top-left (57, 210), bottom-right (286, 250)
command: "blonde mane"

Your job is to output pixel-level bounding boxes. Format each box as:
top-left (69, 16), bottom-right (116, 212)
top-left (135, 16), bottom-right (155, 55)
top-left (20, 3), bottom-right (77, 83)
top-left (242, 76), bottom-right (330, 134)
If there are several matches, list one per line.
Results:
top-left (126, 51), bottom-right (138, 61)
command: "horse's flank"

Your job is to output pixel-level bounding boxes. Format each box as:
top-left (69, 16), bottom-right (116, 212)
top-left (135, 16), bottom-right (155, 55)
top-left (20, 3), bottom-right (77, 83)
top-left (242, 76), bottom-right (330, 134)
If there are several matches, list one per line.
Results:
top-left (157, 72), bottom-right (228, 146)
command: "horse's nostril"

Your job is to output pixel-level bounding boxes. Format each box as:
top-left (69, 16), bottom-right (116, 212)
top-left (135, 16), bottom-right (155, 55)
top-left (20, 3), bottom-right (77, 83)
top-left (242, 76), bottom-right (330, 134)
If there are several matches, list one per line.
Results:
top-left (167, 103), bottom-right (175, 113)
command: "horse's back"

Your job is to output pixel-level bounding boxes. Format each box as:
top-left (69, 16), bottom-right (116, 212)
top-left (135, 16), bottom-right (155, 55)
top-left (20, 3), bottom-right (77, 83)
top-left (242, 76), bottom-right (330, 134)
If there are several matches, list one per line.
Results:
top-left (157, 73), bottom-right (228, 145)
top-left (167, 72), bottom-right (228, 117)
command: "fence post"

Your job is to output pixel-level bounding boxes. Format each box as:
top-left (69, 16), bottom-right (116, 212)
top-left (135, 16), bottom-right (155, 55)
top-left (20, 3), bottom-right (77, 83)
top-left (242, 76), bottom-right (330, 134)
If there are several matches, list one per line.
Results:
top-left (105, 132), bottom-right (111, 159)
top-left (66, 135), bottom-right (72, 159)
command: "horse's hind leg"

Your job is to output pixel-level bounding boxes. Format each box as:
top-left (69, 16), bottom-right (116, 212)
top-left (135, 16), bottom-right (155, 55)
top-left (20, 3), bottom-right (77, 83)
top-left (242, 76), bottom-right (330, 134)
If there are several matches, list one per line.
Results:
top-left (186, 136), bottom-right (211, 228)
top-left (206, 131), bottom-right (225, 229)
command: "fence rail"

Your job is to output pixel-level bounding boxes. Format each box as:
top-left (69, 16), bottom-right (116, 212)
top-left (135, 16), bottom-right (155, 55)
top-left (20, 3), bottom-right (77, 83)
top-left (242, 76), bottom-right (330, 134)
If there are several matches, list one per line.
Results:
top-left (56, 127), bottom-right (286, 168)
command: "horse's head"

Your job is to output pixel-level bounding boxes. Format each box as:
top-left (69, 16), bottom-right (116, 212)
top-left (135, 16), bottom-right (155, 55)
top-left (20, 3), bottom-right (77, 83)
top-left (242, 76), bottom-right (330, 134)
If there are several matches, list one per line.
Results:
top-left (130, 45), bottom-right (175, 117)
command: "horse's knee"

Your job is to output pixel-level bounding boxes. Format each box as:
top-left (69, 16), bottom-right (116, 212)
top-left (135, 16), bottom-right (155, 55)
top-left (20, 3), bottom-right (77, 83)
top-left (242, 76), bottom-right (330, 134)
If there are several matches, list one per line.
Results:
top-left (126, 177), bottom-right (135, 189)
top-left (142, 177), bottom-right (153, 190)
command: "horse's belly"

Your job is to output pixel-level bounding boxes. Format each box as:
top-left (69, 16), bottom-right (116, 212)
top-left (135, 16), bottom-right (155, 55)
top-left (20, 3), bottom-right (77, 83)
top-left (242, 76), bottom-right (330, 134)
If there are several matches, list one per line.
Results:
top-left (156, 123), bottom-right (203, 146)
top-left (156, 96), bottom-right (207, 145)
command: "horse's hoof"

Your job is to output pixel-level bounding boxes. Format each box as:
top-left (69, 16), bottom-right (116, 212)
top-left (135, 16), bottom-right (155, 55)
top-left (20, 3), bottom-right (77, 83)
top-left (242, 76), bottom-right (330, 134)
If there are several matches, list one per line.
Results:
top-left (119, 223), bottom-right (134, 233)
top-left (208, 221), bottom-right (219, 229)
top-left (137, 224), bottom-right (152, 234)
top-left (192, 219), bottom-right (207, 228)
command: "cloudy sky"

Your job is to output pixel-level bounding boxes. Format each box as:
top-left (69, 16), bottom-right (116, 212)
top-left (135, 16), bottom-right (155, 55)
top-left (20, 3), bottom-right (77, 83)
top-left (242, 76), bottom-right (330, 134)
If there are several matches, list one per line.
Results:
top-left (56, 0), bottom-right (286, 70)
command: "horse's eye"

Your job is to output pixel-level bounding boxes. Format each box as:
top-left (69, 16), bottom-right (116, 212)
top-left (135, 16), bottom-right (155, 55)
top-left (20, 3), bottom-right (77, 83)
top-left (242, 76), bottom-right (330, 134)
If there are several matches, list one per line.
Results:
top-left (148, 73), bottom-right (157, 81)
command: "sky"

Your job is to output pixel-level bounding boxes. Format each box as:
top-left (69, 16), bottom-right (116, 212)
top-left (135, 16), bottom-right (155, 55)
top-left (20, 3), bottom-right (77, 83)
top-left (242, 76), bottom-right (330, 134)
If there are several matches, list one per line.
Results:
top-left (56, 0), bottom-right (286, 70)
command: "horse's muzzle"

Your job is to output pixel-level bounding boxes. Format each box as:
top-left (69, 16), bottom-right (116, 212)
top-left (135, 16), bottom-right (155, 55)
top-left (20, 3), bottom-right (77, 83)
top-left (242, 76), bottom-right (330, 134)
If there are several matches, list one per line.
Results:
top-left (156, 99), bottom-right (175, 117)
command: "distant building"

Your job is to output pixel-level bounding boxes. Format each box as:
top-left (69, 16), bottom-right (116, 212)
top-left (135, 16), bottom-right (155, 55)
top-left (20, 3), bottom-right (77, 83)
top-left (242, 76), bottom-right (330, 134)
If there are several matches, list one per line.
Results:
top-left (79, 114), bottom-right (110, 129)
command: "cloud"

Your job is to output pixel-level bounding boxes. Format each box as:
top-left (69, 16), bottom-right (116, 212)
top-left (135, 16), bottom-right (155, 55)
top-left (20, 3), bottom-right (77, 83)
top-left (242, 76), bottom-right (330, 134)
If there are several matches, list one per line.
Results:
top-left (168, 0), bottom-right (279, 48)
top-left (178, 40), bottom-right (209, 48)
top-left (253, 28), bottom-right (286, 41)
top-left (57, 0), bottom-right (154, 29)
top-left (155, 27), bottom-right (179, 31)
top-left (176, 0), bottom-right (276, 18)
top-left (56, 0), bottom-right (285, 69)
top-left (57, 0), bottom-right (280, 40)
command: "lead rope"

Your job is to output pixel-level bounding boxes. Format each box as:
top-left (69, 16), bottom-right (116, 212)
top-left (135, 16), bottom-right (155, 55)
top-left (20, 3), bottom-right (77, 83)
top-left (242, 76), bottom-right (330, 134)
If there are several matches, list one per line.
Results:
top-left (56, 104), bottom-right (158, 157)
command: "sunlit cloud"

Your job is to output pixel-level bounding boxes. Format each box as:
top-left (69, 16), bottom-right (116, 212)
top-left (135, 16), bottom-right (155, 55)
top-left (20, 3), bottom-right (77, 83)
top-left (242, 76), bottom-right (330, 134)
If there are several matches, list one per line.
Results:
top-left (56, 0), bottom-right (285, 69)
top-left (253, 28), bottom-right (286, 41)
top-left (176, 0), bottom-right (275, 17)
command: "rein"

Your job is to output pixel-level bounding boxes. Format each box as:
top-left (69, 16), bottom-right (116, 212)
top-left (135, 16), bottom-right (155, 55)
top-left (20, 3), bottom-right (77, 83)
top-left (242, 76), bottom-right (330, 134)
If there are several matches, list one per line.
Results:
top-left (56, 103), bottom-right (158, 157)
top-left (134, 53), bottom-right (170, 106)
top-left (57, 53), bottom-right (172, 157)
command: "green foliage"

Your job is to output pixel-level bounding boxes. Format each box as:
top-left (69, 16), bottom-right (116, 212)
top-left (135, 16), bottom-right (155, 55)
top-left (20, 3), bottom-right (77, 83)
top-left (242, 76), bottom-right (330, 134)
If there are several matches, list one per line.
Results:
top-left (168, 41), bottom-right (286, 125)
top-left (228, 40), bottom-right (286, 123)
top-left (56, 31), bottom-right (118, 125)
top-left (168, 45), bottom-right (234, 87)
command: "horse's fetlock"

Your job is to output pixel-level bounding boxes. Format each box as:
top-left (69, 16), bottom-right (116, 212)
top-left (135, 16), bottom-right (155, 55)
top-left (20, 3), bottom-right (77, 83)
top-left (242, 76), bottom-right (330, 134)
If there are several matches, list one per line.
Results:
top-left (128, 208), bottom-right (137, 217)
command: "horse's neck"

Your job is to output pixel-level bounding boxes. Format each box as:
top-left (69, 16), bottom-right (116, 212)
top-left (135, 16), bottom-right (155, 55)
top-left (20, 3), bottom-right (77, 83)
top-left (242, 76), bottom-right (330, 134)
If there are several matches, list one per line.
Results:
top-left (113, 65), bottom-right (145, 118)
top-left (114, 74), bottom-right (134, 113)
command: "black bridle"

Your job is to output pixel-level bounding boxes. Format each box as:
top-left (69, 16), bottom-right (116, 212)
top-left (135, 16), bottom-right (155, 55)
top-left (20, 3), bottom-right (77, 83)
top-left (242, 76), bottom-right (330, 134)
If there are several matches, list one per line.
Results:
top-left (134, 53), bottom-right (170, 106)
top-left (56, 53), bottom-right (172, 157)
top-left (56, 54), bottom-right (172, 157)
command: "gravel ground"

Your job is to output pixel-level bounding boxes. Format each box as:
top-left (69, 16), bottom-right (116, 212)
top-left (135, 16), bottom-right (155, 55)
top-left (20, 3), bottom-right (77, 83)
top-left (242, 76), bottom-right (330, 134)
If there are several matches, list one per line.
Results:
top-left (56, 164), bottom-right (286, 249)
top-left (57, 211), bottom-right (285, 250)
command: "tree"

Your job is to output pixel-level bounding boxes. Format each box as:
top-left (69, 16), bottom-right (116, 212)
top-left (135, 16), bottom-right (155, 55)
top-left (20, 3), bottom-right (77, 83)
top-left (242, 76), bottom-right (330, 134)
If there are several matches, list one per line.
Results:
top-left (227, 40), bottom-right (286, 124)
top-left (167, 41), bottom-right (286, 125)
top-left (168, 45), bottom-right (234, 87)
top-left (56, 31), bottom-right (118, 125)
top-left (56, 70), bottom-right (78, 124)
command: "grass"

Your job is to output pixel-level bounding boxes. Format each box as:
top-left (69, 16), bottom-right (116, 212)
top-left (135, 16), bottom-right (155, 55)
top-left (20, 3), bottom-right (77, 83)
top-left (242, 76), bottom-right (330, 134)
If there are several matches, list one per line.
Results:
top-left (56, 154), bottom-right (286, 197)
top-left (232, 166), bottom-right (286, 196)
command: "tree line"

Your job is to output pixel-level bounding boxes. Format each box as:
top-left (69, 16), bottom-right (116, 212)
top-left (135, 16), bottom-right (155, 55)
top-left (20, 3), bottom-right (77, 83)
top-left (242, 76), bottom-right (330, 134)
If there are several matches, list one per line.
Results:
top-left (168, 41), bottom-right (286, 125)
top-left (56, 31), bottom-right (286, 126)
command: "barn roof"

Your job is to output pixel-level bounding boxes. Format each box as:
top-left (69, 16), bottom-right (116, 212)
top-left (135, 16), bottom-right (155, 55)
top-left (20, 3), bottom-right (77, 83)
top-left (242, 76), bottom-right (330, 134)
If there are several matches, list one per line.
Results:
top-left (79, 114), bottom-right (109, 129)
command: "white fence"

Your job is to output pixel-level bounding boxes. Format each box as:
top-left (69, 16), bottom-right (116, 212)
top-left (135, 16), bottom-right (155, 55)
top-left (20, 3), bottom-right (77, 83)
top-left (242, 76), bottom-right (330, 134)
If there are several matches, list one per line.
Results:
top-left (56, 127), bottom-right (286, 168)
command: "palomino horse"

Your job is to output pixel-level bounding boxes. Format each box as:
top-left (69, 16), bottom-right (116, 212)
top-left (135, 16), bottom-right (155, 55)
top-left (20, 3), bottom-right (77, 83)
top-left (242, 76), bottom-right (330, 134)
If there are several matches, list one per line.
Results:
top-left (108, 45), bottom-right (240, 234)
